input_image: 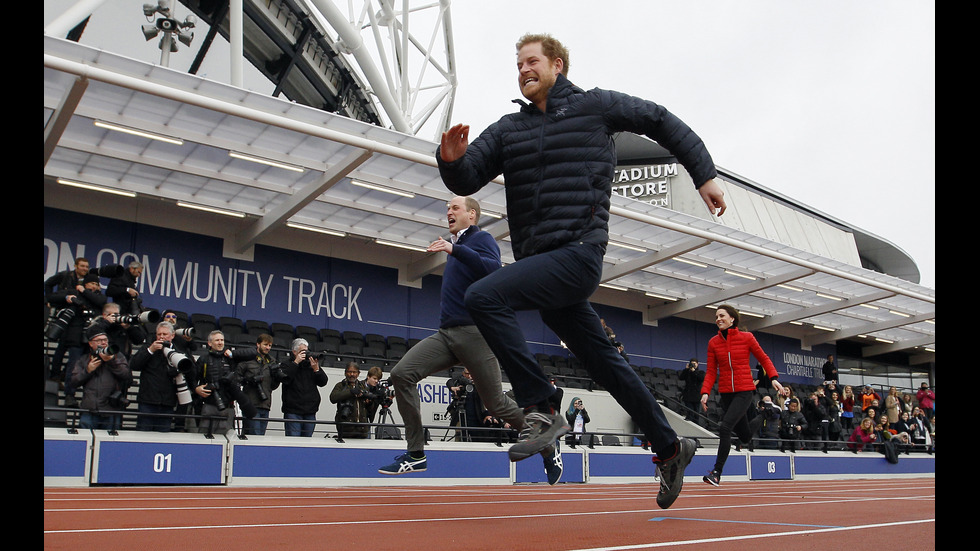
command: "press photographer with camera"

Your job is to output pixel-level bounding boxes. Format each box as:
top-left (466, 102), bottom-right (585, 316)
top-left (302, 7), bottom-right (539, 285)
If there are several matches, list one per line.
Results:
top-left (277, 338), bottom-right (328, 437)
top-left (105, 261), bottom-right (144, 317)
top-left (362, 366), bottom-right (392, 423)
top-left (330, 362), bottom-right (372, 439)
top-left (678, 358), bottom-right (704, 424)
top-left (70, 324), bottom-right (132, 430)
top-left (130, 320), bottom-right (193, 432)
top-left (88, 302), bottom-right (148, 360)
top-left (230, 333), bottom-right (280, 436)
top-left (44, 257), bottom-right (92, 383)
top-left (50, 272), bottom-right (108, 407)
top-left (192, 330), bottom-right (257, 435)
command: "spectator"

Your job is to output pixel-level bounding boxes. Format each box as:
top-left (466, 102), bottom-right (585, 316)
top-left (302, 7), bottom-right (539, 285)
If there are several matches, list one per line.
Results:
top-left (822, 354), bottom-right (838, 385)
top-left (436, 32), bottom-right (716, 508)
top-left (909, 406), bottom-right (933, 453)
top-left (130, 320), bottom-right (182, 432)
top-left (379, 196), bottom-right (538, 477)
top-left (900, 392), bottom-right (915, 417)
top-left (192, 330), bottom-right (256, 435)
top-left (891, 411), bottom-right (915, 454)
top-left (822, 380), bottom-right (842, 403)
top-left (55, 272), bottom-right (107, 407)
top-left (70, 324), bottom-right (132, 431)
top-left (779, 398), bottom-right (807, 453)
top-left (859, 385), bottom-right (881, 413)
top-left (801, 390), bottom-right (830, 453)
top-left (847, 416), bottom-right (878, 453)
top-left (105, 261), bottom-right (144, 316)
top-left (884, 386), bottom-right (902, 425)
top-left (754, 396), bottom-right (782, 449)
top-left (600, 319), bottom-right (616, 344)
top-left (564, 397), bottom-right (590, 445)
top-left (231, 333), bottom-right (280, 436)
top-left (916, 382), bottom-right (935, 420)
top-left (840, 385), bottom-right (856, 432)
top-left (330, 362), bottom-right (373, 439)
top-left (779, 385), bottom-right (796, 410)
top-left (827, 391), bottom-right (844, 449)
top-left (279, 338), bottom-right (328, 437)
top-left (679, 359), bottom-right (704, 424)
top-left (700, 304), bottom-right (783, 485)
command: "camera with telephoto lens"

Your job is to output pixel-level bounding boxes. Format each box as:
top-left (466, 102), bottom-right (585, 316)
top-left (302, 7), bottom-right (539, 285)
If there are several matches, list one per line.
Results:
top-left (173, 327), bottom-right (195, 339)
top-left (206, 373), bottom-right (257, 419)
top-left (95, 344), bottom-right (120, 357)
top-left (242, 373), bottom-right (269, 401)
top-left (116, 309), bottom-right (161, 325)
top-left (107, 388), bottom-right (131, 408)
top-left (44, 307), bottom-right (98, 341)
top-left (159, 341), bottom-right (195, 404)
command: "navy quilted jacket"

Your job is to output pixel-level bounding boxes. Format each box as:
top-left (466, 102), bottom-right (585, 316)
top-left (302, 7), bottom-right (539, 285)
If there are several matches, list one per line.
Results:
top-left (437, 74), bottom-right (717, 260)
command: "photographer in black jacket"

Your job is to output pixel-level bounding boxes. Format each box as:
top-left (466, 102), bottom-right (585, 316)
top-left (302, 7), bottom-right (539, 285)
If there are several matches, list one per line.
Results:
top-left (192, 330), bottom-right (256, 435)
top-left (52, 272), bottom-right (107, 407)
top-left (130, 320), bottom-right (191, 432)
top-left (280, 338), bottom-right (329, 437)
top-left (230, 333), bottom-right (280, 436)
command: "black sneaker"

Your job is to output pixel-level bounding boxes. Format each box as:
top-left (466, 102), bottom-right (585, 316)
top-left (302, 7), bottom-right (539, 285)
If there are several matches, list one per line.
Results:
top-left (542, 443), bottom-right (563, 485)
top-left (703, 469), bottom-right (721, 486)
top-left (652, 437), bottom-right (696, 509)
top-left (508, 409), bottom-right (569, 462)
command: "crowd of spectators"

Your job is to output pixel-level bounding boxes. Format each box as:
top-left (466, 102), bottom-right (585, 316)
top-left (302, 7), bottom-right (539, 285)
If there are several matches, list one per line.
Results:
top-left (45, 258), bottom-right (936, 454)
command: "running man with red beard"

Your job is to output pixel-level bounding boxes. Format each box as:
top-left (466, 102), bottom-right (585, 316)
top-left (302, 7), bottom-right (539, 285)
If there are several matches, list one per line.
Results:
top-left (436, 33), bottom-right (726, 508)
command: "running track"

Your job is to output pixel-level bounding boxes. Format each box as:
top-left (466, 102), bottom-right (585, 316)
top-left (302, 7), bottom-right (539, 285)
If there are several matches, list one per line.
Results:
top-left (44, 478), bottom-right (934, 550)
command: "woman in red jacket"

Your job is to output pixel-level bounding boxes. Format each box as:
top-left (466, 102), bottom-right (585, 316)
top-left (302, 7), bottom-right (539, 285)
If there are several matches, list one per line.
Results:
top-left (700, 304), bottom-right (783, 486)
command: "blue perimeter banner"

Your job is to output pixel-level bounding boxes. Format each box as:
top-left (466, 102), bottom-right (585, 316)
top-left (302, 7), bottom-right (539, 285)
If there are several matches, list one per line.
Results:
top-left (43, 207), bottom-right (833, 384)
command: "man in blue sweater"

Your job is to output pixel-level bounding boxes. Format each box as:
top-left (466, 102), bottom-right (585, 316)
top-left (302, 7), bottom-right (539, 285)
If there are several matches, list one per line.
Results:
top-left (379, 196), bottom-right (563, 484)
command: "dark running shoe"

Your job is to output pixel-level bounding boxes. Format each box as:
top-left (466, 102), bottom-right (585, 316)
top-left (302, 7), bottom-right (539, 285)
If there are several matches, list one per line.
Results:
top-left (542, 443), bottom-right (563, 485)
top-left (508, 409), bottom-right (570, 462)
top-left (703, 469), bottom-right (721, 486)
top-left (378, 452), bottom-right (427, 475)
top-left (652, 437), bottom-right (696, 509)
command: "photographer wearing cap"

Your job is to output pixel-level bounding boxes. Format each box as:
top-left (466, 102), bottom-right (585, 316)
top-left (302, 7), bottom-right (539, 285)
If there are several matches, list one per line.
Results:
top-left (277, 338), bottom-right (328, 437)
top-left (54, 272), bottom-right (108, 407)
top-left (70, 325), bottom-right (132, 430)
top-left (130, 320), bottom-right (183, 432)
top-left (330, 362), bottom-right (372, 439)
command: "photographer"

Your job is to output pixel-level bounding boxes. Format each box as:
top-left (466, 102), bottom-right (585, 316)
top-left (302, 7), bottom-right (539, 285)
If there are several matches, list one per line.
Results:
top-left (754, 396), bottom-right (782, 449)
top-left (231, 333), bottom-right (280, 436)
top-left (678, 358), bottom-right (704, 424)
top-left (130, 320), bottom-right (187, 432)
top-left (87, 302), bottom-right (147, 360)
top-left (363, 366), bottom-right (390, 423)
top-left (51, 272), bottom-right (107, 407)
top-left (330, 362), bottom-right (372, 439)
top-left (44, 257), bottom-right (91, 382)
top-left (70, 325), bottom-right (132, 430)
top-left (278, 338), bottom-right (328, 437)
top-left (779, 398), bottom-right (807, 453)
top-left (105, 261), bottom-right (144, 316)
top-left (192, 330), bottom-right (256, 435)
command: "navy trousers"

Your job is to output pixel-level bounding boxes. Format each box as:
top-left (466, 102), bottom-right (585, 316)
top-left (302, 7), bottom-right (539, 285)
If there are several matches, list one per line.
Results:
top-left (464, 240), bottom-right (678, 451)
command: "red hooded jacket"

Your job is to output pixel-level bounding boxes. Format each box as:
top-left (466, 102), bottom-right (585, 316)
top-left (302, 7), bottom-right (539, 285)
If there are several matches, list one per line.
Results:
top-left (702, 327), bottom-right (778, 395)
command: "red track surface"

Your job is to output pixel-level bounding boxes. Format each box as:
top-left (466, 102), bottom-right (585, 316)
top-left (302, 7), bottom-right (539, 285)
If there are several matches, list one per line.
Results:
top-left (44, 478), bottom-right (934, 550)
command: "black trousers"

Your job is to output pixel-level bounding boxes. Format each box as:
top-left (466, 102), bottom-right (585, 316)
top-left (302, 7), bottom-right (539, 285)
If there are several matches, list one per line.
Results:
top-left (714, 391), bottom-right (756, 473)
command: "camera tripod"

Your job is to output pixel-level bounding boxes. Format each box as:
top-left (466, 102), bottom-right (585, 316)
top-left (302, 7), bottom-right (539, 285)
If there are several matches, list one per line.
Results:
top-left (374, 404), bottom-right (398, 439)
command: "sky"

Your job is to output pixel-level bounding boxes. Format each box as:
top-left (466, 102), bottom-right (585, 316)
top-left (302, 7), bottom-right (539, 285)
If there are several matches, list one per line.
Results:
top-left (44, 1), bottom-right (935, 289)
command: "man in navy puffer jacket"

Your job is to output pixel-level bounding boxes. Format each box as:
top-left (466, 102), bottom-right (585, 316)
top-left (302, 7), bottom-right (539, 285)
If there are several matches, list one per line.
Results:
top-left (436, 33), bottom-right (727, 509)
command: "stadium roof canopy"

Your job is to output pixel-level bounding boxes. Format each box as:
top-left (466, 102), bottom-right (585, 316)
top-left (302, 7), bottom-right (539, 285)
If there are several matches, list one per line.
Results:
top-left (43, 34), bottom-right (935, 365)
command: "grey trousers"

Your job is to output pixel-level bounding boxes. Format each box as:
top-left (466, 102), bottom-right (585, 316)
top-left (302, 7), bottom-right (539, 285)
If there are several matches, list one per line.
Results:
top-left (389, 325), bottom-right (525, 453)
